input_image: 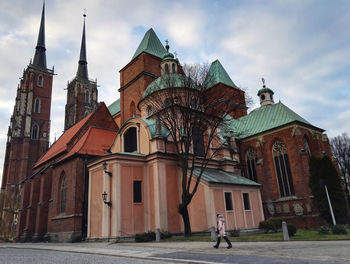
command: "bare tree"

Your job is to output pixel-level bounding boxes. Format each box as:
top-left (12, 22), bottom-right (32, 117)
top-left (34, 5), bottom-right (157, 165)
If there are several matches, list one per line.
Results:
top-left (139, 63), bottom-right (246, 236)
top-left (331, 133), bottom-right (350, 205)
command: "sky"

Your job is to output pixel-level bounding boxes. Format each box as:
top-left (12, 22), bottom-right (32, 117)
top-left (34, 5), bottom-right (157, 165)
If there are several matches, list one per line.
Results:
top-left (0, 0), bottom-right (350, 184)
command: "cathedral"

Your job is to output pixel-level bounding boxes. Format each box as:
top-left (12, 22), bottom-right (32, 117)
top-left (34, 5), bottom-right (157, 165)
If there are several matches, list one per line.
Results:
top-left (1, 3), bottom-right (332, 242)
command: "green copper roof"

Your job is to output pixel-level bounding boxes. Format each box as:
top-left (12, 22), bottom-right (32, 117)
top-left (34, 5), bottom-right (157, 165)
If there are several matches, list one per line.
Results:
top-left (162, 51), bottom-right (175, 61)
top-left (258, 86), bottom-right (274, 95)
top-left (132, 28), bottom-right (167, 60)
top-left (229, 102), bottom-right (312, 139)
top-left (141, 118), bottom-right (170, 139)
top-left (204, 60), bottom-right (239, 90)
top-left (141, 73), bottom-right (199, 100)
top-left (192, 167), bottom-right (260, 186)
top-left (108, 98), bottom-right (120, 116)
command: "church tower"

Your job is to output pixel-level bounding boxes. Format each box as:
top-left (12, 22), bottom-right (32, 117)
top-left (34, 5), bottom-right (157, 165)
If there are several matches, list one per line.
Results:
top-left (1, 1), bottom-right (54, 192)
top-left (64, 14), bottom-right (98, 131)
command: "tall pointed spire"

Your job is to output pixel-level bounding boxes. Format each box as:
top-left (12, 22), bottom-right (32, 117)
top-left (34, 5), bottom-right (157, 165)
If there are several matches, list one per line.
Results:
top-left (76, 13), bottom-right (88, 80)
top-left (32, 1), bottom-right (47, 70)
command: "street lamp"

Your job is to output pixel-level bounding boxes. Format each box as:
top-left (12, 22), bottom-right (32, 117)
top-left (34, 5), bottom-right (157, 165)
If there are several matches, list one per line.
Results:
top-left (103, 162), bottom-right (112, 176)
top-left (102, 191), bottom-right (112, 207)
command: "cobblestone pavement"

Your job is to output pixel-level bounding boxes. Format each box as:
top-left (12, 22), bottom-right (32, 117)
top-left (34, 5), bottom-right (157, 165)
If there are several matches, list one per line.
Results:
top-left (1, 240), bottom-right (350, 264)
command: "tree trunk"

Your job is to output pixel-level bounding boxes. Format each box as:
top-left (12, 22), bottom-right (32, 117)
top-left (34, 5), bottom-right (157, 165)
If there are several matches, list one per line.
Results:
top-left (179, 203), bottom-right (191, 237)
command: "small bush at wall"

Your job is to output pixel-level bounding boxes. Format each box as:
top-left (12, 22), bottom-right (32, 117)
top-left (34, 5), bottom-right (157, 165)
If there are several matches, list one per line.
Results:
top-left (160, 231), bottom-right (172, 239)
top-left (332, 225), bottom-right (348, 235)
top-left (229, 229), bottom-right (240, 237)
top-left (287, 224), bottom-right (297, 237)
top-left (135, 231), bottom-right (156, 242)
top-left (259, 218), bottom-right (282, 233)
top-left (318, 226), bottom-right (330, 235)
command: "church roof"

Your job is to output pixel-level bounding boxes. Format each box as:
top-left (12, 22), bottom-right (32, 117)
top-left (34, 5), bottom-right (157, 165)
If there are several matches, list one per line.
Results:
top-left (131, 28), bottom-right (167, 60)
top-left (35, 112), bottom-right (93, 167)
top-left (32, 1), bottom-right (47, 70)
top-left (141, 73), bottom-right (199, 100)
top-left (58, 127), bottom-right (117, 162)
top-left (204, 60), bottom-right (239, 90)
top-left (229, 101), bottom-right (320, 139)
top-left (34, 103), bottom-right (118, 168)
top-left (108, 98), bottom-right (120, 116)
top-left (192, 167), bottom-right (260, 186)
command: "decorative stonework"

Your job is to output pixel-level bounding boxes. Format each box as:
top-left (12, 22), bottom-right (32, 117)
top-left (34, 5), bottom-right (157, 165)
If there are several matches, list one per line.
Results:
top-left (293, 203), bottom-right (304, 216)
top-left (266, 200), bottom-right (275, 216)
top-left (283, 203), bottom-right (290, 213)
top-left (275, 205), bottom-right (282, 214)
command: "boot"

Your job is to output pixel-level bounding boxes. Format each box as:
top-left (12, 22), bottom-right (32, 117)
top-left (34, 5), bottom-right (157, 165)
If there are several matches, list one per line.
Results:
top-left (213, 237), bottom-right (221, 248)
top-left (224, 236), bottom-right (232, 249)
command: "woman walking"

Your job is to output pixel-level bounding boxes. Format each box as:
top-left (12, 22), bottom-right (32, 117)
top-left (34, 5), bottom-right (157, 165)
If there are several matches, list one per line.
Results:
top-left (213, 214), bottom-right (232, 249)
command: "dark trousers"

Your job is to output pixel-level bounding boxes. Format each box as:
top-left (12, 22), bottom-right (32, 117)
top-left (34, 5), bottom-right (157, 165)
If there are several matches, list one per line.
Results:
top-left (214, 236), bottom-right (232, 248)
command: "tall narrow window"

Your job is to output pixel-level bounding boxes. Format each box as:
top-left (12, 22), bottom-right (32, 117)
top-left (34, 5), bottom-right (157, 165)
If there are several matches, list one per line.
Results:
top-left (31, 124), bottom-right (39, 140)
top-left (37, 75), bottom-right (43, 87)
top-left (243, 193), bottom-right (251, 210)
top-left (224, 192), bottom-right (233, 210)
top-left (130, 101), bottom-right (136, 117)
top-left (60, 174), bottom-right (67, 214)
top-left (192, 126), bottom-right (205, 157)
top-left (133, 181), bottom-right (142, 203)
top-left (85, 90), bottom-right (90, 103)
top-left (165, 64), bottom-right (169, 74)
top-left (172, 63), bottom-right (176, 73)
top-left (303, 136), bottom-right (310, 155)
top-left (124, 127), bottom-right (137, 152)
top-left (272, 141), bottom-right (295, 197)
top-left (34, 98), bottom-right (41, 113)
top-left (246, 148), bottom-right (257, 182)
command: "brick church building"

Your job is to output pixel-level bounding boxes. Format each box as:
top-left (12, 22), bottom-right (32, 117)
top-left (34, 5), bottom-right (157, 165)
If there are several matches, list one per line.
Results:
top-left (1, 3), bottom-right (333, 242)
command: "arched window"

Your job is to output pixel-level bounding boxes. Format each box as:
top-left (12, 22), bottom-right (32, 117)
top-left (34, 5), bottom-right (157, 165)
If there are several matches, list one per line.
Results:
top-left (246, 148), bottom-right (257, 182)
top-left (60, 174), bottom-right (67, 214)
top-left (34, 98), bottom-right (40, 113)
top-left (85, 90), bottom-right (90, 103)
top-left (146, 105), bottom-right (152, 116)
top-left (37, 75), bottom-right (43, 87)
top-left (172, 63), bottom-right (176, 73)
top-left (165, 64), bottom-right (169, 74)
top-left (31, 123), bottom-right (39, 140)
top-left (124, 127), bottom-right (137, 152)
top-left (303, 136), bottom-right (310, 155)
top-left (272, 141), bottom-right (294, 197)
top-left (130, 101), bottom-right (136, 117)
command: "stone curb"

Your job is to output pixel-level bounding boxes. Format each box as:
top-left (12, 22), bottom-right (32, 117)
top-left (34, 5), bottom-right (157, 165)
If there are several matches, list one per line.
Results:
top-left (0, 244), bottom-right (217, 264)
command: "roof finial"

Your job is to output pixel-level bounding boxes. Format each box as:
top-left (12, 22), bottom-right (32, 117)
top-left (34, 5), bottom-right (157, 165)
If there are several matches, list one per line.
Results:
top-left (165, 39), bottom-right (169, 52)
top-left (83, 9), bottom-right (87, 18)
top-left (261, 77), bottom-right (266, 88)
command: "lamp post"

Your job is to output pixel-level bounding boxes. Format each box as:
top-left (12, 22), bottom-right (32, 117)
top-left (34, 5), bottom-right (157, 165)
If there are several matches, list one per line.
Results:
top-left (102, 191), bottom-right (112, 207)
top-left (320, 179), bottom-right (336, 226)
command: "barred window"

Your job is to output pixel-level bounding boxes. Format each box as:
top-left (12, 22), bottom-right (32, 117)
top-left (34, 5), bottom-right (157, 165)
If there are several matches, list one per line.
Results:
top-left (246, 148), bottom-right (257, 182)
top-left (272, 141), bottom-right (295, 197)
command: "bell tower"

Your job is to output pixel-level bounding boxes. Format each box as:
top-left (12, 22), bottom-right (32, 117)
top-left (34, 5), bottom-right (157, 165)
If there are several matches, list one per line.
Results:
top-left (64, 14), bottom-right (98, 131)
top-left (1, 1), bottom-right (54, 191)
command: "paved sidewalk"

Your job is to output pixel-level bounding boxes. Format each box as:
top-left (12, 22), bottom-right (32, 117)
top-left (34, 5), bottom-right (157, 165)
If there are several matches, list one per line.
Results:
top-left (1, 240), bottom-right (350, 263)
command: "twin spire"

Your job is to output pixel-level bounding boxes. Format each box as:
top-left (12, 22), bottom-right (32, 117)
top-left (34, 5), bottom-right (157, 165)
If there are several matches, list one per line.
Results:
top-left (76, 13), bottom-right (89, 80)
top-left (32, 1), bottom-right (47, 69)
top-left (32, 1), bottom-right (89, 80)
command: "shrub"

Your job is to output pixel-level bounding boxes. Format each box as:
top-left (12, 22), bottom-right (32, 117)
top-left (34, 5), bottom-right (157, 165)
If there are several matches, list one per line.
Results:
top-left (135, 231), bottom-right (156, 242)
top-left (287, 224), bottom-right (297, 237)
top-left (160, 230), bottom-right (172, 239)
top-left (229, 229), bottom-right (240, 237)
top-left (332, 224), bottom-right (348, 235)
top-left (259, 218), bottom-right (282, 233)
top-left (318, 226), bottom-right (330, 235)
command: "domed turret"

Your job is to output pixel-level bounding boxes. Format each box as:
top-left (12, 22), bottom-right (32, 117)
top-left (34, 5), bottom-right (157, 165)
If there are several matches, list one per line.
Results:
top-left (257, 78), bottom-right (274, 106)
top-left (160, 40), bottom-right (178, 75)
